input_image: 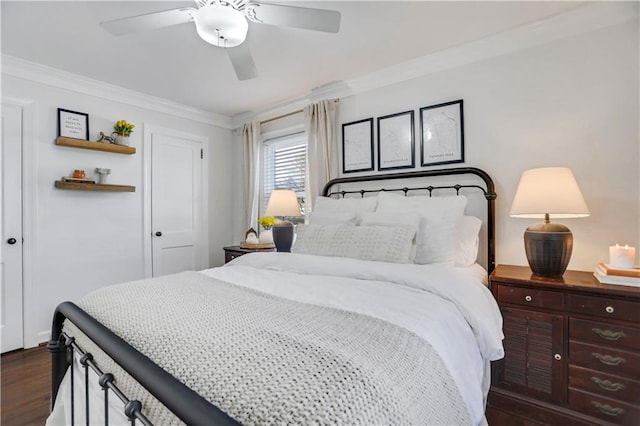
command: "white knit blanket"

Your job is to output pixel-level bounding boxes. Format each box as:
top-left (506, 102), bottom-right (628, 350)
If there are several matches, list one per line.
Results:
top-left (65, 271), bottom-right (472, 425)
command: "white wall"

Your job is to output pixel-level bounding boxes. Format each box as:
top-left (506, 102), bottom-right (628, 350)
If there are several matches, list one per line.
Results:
top-left (234, 19), bottom-right (639, 273)
top-left (2, 74), bottom-right (234, 345)
top-left (338, 20), bottom-right (639, 271)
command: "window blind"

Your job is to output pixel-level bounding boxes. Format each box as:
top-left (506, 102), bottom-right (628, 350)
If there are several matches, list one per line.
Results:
top-left (261, 132), bottom-right (306, 217)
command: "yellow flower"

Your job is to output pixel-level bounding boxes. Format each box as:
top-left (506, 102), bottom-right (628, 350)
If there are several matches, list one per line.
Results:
top-left (114, 119), bottom-right (135, 135)
top-left (258, 216), bottom-right (278, 230)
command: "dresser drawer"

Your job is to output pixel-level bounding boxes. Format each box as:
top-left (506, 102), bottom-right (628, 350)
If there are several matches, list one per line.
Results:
top-left (568, 294), bottom-right (640, 323)
top-left (569, 365), bottom-right (640, 405)
top-left (569, 341), bottom-right (640, 377)
top-left (497, 285), bottom-right (563, 310)
top-left (570, 317), bottom-right (640, 352)
top-left (568, 388), bottom-right (640, 425)
top-left (224, 250), bottom-right (244, 263)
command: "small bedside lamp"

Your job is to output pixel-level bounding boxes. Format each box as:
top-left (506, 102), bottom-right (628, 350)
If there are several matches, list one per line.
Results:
top-left (265, 189), bottom-right (301, 252)
top-left (510, 167), bottom-right (590, 278)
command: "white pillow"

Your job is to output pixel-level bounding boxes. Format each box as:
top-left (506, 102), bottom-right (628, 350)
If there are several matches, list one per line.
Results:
top-left (293, 224), bottom-right (416, 264)
top-left (360, 211), bottom-right (421, 262)
top-left (455, 216), bottom-right (482, 267)
top-left (307, 211), bottom-right (358, 226)
top-left (313, 196), bottom-right (378, 223)
top-left (376, 192), bottom-right (467, 265)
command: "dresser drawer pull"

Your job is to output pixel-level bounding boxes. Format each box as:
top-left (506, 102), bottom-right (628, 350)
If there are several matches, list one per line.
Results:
top-left (592, 401), bottom-right (625, 417)
top-left (592, 328), bottom-right (626, 341)
top-left (524, 295), bottom-right (532, 302)
top-left (591, 377), bottom-right (626, 392)
top-left (592, 353), bottom-right (626, 366)
top-left (605, 306), bottom-right (614, 314)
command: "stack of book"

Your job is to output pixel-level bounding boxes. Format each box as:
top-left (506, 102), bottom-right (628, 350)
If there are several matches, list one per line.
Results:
top-left (594, 262), bottom-right (640, 287)
top-left (61, 176), bottom-right (95, 184)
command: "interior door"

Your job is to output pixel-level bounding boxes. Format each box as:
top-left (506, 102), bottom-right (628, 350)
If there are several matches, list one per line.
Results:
top-left (1, 103), bottom-right (24, 353)
top-left (151, 131), bottom-right (204, 277)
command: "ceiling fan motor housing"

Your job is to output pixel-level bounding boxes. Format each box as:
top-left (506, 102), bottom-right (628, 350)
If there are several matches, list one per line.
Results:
top-left (194, 3), bottom-right (248, 47)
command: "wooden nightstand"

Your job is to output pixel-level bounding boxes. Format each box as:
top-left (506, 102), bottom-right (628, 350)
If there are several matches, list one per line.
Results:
top-left (223, 245), bottom-right (275, 264)
top-left (487, 264), bottom-right (640, 426)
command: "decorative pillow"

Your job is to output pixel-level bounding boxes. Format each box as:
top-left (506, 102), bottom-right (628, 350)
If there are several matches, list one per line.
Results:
top-left (307, 211), bottom-right (358, 226)
top-left (293, 224), bottom-right (416, 264)
top-left (360, 212), bottom-right (421, 262)
top-left (455, 216), bottom-right (482, 267)
top-left (313, 196), bottom-right (378, 223)
top-left (376, 192), bottom-right (467, 265)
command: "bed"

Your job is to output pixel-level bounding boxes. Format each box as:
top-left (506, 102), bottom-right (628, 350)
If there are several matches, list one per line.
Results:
top-left (47, 167), bottom-right (504, 426)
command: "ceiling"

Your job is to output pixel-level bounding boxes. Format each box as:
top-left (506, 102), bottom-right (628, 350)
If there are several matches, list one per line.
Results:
top-left (2, 1), bottom-right (586, 119)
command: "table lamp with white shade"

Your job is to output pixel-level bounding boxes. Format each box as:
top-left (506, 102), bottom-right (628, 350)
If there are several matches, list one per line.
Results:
top-left (510, 167), bottom-right (590, 278)
top-left (265, 189), bottom-right (301, 252)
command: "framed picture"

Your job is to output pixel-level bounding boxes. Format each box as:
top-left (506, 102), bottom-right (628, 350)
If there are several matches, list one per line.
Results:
top-left (420, 99), bottom-right (464, 166)
top-left (377, 110), bottom-right (414, 171)
top-left (342, 118), bottom-right (374, 173)
top-left (57, 108), bottom-right (89, 140)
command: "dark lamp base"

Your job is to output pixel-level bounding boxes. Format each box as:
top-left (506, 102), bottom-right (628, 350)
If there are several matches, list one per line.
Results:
top-left (272, 221), bottom-right (294, 252)
top-left (524, 222), bottom-right (573, 278)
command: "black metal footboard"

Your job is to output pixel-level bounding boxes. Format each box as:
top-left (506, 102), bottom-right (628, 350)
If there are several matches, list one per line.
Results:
top-left (48, 301), bottom-right (239, 425)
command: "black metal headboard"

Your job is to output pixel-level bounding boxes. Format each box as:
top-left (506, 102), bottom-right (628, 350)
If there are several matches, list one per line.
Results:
top-left (321, 167), bottom-right (497, 273)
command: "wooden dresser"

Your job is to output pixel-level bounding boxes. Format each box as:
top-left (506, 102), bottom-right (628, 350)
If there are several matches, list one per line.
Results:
top-left (223, 245), bottom-right (274, 264)
top-left (488, 265), bottom-right (640, 425)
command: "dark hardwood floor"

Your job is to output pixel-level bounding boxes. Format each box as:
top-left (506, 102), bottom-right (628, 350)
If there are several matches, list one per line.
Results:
top-left (1, 345), bottom-right (51, 426)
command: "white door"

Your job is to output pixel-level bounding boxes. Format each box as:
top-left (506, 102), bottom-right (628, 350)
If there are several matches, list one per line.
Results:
top-left (151, 131), bottom-right (204, 277)
top-left (1, 103), bottom-right (23, 353)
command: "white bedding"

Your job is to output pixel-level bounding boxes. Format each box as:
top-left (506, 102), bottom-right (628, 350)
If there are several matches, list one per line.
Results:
top-left (49, 253), bottom-right (503, 426)
top-left (205, 253), bottom-right (503, 426)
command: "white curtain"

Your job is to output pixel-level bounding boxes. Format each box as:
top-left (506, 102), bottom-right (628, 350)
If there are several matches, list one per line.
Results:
top-left (242, 121), bottom-right (261, 229)
top-left (304, 100), bottom-right (338, 212)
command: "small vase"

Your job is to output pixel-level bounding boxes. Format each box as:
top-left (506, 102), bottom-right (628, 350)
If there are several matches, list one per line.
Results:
top-left (112, 132), bottom-right (130, 146)
top-left (259, 229), bottom-right (273, 244)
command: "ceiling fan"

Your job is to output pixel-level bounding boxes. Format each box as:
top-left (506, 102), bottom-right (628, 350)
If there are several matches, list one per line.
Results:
top-left (100, 0), bottom-right (341, 81)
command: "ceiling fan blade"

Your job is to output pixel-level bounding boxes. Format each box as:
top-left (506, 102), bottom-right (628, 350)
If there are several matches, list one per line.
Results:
top-left (246, 2), bottom-right (340, 33)
top-left (100, 8), bottom-right (196, 36)
top-left (227, 43), bottom-right (258, 81)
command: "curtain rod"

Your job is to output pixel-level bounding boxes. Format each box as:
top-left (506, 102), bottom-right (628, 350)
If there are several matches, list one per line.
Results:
top-left (260, 98), bottom-right (340, 125)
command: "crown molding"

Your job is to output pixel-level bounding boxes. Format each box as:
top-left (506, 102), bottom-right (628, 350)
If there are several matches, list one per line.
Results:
top-left (1, 55), bottom-right (234, 129)
top-left (237, 1), bottom-right (638, 123)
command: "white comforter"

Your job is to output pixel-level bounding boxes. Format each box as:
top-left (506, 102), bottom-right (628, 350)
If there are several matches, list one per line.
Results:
top-left (202, 253), bottom-right (504, 426)
top-left (49, 252), bottom-right (503, 426)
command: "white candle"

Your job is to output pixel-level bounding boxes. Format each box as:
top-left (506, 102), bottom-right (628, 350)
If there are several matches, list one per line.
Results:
top-left (609, 244), bottom-right (636, 268)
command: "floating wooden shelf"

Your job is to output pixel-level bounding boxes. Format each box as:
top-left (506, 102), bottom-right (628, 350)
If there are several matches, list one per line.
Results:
top-left (56, 136), bottom-right (136, 155)
top-left (55, 181), bottom-right (136, 192)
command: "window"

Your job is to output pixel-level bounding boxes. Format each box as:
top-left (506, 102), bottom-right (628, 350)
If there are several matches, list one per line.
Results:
top-left (261, 132), bottom-right (306, 220)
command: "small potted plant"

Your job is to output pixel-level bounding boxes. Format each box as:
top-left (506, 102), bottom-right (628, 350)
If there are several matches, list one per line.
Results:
top-left (258, 216), bottom-right (278, 244)
top-left (111, 120), bottom-right (135, 146)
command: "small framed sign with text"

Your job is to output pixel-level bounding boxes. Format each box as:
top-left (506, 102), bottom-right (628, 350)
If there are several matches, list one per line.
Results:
top-left (57, 108), bottom-right (89, 140)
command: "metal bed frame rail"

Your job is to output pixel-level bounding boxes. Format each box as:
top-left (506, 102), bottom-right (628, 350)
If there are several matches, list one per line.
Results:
top-left (48, 301), bottom-right (239, 426)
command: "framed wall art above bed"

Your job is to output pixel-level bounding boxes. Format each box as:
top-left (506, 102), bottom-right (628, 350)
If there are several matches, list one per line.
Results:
top-left (420, 99), bottom-right (464, 167)
top-left (377, 110), bottom-right (415, 171)
top-left (342, 118), bottom-right (374, 173)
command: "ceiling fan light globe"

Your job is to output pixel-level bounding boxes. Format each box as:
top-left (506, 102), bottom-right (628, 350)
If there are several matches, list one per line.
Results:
top-left (194, 4), bottom-right (248, 48)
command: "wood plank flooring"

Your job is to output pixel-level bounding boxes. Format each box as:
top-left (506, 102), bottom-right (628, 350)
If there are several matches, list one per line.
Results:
top-left (1, 345), bottom-right (51, 426)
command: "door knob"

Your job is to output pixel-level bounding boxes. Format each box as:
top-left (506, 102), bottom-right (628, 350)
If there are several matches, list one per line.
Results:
top-left (7, 238), bottom-right (17, 245)
top-left (155, 232), bottom-right (162, 237)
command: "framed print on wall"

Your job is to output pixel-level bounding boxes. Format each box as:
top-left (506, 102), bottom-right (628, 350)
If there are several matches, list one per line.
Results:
top-left (57, 108), bottom-right (89, 140)
top-left (377, 110), bottom-right (415, 171)
top-left (342, 118), bottom-right (374, 173)
top-left (420, 99), bottom-right (464, 166)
